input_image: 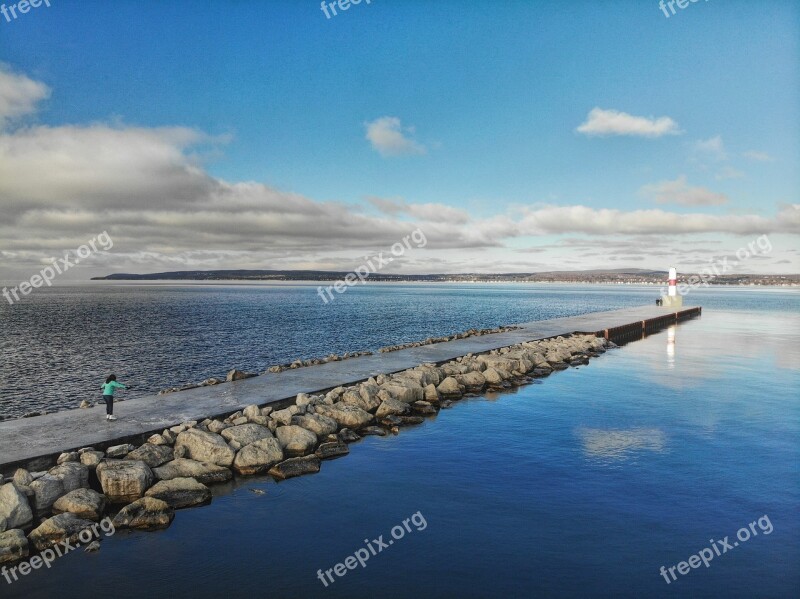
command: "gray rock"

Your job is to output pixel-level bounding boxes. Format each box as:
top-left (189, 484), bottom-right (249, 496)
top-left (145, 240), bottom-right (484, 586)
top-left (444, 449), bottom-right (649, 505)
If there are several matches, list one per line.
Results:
top-left (340, 390), bottom-right (380, 413)
top-left (338, 428), bottom-right (360, 443)
top-left (106, 444), bottom-right (136, 459)
top-left (28, 513), bottom-right (96, 551)
top-left (275, 425), bottom-right (317, 457)
top-left (271, 406), bottom-right (299, 426)
top-left (424, 383), bottom-right (440, 402)
top-left (315, 404), bottom-right (373, 430)
top-left (153, 458), bottom-right (233, 485)
top-left (112, 497), bottom-right (174, 530)
top-left (375, 398), bottom-right (411, 418)
top-left (147, 433), bottom-right (169, 446)
top-left (361, 426), bottom-right (388, 436)
top-left (125, 444), bottom-right (174, 468)
top-left (268, 456), bottom-right (321, 480)
top-left (437, 376), bottom-right (463, 398)
top-left (482, 367), bottom-right (504, 385)
top-left (144, 478), bottom-right (211, 509)
top-left (206, 420), bottom-right (228, 434)
top-left (0, 529), bottom-right (28, 564)
top-left (291, 413), bottom-right (338, 437)
top-left (242, 404), bottom-right (261, 421)
top-left (52, 489), bottom-right (107, 521)
top-left (315, 441), bottom-right (349, 460)
top-left (233, 438), bottom-right (284, 475)
top-left (12, 469), bottom-right (33, 488)
top-left (412, 400), bottom-right (437, 415)
top-left (226, 369), bottom-right (253, 382)
top-left (221, 423), bottom-right (273, 447)
top-left (459, 371), bottom-right (486, 392)
top-left (49, 462), bottom-right (90, 494)
top-left (97, 460), bottom-right (154, 503)
top-left (57, 452), bottom-right (79, 465)
top-left (0, 483), bottom-right (33, 529)
top-left (30, 474), bottom-right (66, 513)
top-left (175, 429), bottom-right (235, 468)
top-left (80, 451), bottom-right (105, 469)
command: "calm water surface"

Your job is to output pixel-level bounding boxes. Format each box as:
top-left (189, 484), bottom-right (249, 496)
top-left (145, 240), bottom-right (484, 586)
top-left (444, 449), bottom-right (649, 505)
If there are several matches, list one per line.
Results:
top-left (0, 282), bottom-right (797, 418)
top-left (4, 302), bottom-right (798, 598)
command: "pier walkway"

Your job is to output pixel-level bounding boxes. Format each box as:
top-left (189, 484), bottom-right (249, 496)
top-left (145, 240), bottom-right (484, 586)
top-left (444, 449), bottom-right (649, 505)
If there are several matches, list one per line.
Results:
top-left (0, 305), bottom-right (701, 474)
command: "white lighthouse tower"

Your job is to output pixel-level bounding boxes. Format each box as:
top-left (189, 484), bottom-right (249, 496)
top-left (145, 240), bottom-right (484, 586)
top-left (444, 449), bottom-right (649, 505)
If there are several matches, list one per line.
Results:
top-left (661, 267), bottom-right (683, 308)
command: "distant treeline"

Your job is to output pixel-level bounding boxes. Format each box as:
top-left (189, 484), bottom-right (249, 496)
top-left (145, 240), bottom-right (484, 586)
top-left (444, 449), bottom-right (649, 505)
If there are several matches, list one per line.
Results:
top-left (91, 270), bottom-right (799, 285)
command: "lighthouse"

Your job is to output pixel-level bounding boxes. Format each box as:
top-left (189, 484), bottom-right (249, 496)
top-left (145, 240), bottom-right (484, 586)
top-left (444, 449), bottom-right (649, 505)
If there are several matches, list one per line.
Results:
top-left (661, 267), bottom-right (683, 308)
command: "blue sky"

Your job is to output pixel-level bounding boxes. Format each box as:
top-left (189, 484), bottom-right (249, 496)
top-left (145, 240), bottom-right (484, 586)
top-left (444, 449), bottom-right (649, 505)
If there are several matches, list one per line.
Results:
top-left (0, 0), bottom-right (798, 278)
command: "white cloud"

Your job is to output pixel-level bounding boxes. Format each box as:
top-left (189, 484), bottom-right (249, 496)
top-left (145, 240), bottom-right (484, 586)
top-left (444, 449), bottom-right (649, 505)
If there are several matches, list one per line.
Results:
top-left (693, 136), bottom-right (727, 161)
top-left (514, 204), bottom-right (798, 236)
top-left (743, 150), bottom-right (775, 162)
top-left (576, 107), bottom-right (681, 138)
top-left (639, 175), bottom-right (728, 206)
top-left (367, 197), bottom-right (470, 224)
top-left (0, 64), bottom-right (51, 129)
top-left (715, 166), bottom-right (745, 181)
top-left (364, 116), bottom-right (426, 156)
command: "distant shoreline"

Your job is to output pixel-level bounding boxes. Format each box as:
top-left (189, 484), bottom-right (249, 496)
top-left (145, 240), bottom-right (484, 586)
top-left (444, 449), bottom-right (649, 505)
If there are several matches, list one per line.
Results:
top-left (90, 269), bottom-right (800, 286)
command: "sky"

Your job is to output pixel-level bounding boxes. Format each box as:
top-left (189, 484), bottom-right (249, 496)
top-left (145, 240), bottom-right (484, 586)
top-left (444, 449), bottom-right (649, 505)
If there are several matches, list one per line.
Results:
top-left (0, 0), bottom-right (798, 280)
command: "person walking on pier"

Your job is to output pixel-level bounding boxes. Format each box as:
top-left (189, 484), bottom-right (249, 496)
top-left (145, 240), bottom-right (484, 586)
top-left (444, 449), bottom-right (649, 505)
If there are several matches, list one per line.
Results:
top-left (101, 374), bottom-right (128, 421)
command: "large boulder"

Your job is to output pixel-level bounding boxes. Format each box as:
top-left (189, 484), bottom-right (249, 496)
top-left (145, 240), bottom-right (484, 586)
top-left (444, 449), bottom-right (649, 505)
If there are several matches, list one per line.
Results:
top-left (125, 444), bottom-right (174, 468)
top-left (0, 529), bottom-right (28, 564)
top-left (112, 497), bottom-right (174, 530)
top-left (340, 390), bottom-right (380, 413)
top-left (482, 367), bottom-right (504, 385)
top-left (29, 474), bottom-right (66, 513)
top-left (233, 438), bottom-right (284, 475)
top-left (437, 377), bottom-right (463, 398)
top-left (268, 456), bottom-right (321, 480)
top-left (220, 423), bottom-right (273, 447)
top-left (275, 425), bottom-right (318, 457)
top-left (175, 429), bottom-right (235, 467)
top-left (459, 371), bottom-right (486, 392)
top-left (80, 451), bottom-right (105, 469)
top-left (380, 381), bottom-right (423, 403)
top-left (52, 489), bottom-right (107, 521)
top-left (0, 483), bottom-right (33, 530)
top-left (97, 460), bottom-right (154, 503)
top-left (315, 441), bottom-right (349, 460)
top-left (315, 405), bottom-right (373, 430)
top-left (105, 444), bottom-right (136, 459)
top-left (49, 463), bottom-right (89, 494)
top-left (153, 458), bottom-right (233, 485)
top-left (291, 413), bottom-right (338, 437)
top-left (375, 398), bottom-right (411, 418)
top-left (28, 513), bottom-right (96, 551)
top-left (144, 478), bottom-right (211, 509)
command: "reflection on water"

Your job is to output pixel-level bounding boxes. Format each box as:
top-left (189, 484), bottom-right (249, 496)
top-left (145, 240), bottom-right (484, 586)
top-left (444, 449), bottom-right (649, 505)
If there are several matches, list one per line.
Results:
top-left (576, 427), bottom-right (667, 462)
top-left (666, 325), bottom-right (676, 367)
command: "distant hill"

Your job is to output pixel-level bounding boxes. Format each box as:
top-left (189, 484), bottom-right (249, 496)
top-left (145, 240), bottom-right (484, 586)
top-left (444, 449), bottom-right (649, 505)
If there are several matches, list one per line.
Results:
top-left (91, 269), bottom-right (799, 285)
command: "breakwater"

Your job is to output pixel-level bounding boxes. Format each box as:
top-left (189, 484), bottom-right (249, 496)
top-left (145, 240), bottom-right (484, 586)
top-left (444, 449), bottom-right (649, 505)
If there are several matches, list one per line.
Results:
top-left (0, 305), bottom-right (700, 568)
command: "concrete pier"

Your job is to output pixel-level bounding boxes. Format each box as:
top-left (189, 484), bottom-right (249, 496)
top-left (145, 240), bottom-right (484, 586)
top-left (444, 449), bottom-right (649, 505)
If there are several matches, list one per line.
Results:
top-left (0, 305), bottom-right (701, 475)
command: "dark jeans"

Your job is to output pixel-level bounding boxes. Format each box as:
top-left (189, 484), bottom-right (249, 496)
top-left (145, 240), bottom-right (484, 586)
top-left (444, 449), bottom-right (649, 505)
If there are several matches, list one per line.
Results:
top-left (103, 394), bottom-right (114, 415)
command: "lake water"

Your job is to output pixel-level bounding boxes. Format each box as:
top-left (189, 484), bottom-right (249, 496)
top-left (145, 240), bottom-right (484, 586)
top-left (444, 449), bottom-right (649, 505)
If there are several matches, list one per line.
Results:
top-left (2, 285), bottom-right (798, 598)
top-left (0, 282), bottom-right (797, 418)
